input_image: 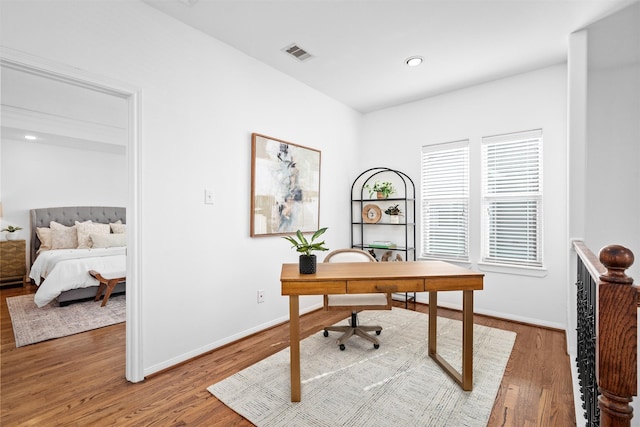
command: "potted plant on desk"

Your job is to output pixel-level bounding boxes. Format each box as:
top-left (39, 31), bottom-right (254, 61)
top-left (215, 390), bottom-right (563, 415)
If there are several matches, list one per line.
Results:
top-left (283, 227), bottom-right (329, 274)
top-left (2, 225), bottom-right (23, 241)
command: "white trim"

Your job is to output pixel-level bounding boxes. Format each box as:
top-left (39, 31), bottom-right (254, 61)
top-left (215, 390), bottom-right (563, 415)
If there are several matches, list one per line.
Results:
top-left (477, 261), bottom-right (548, 277)
top-left (143, 302), bottom-right (323, 377)
top-left (414, 295), bottom-right (565, 329)
top-left (569, 351), bottom-right (588, 427)
top-left (1, 46), bottom-right (144, 383)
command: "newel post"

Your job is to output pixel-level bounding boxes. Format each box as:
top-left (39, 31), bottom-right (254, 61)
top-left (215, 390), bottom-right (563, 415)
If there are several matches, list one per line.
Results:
top-left (597, 245), bottom-right (637, 427)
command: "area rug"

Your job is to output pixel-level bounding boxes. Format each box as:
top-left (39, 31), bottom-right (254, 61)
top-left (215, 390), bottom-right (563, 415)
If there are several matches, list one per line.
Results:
top-left (208, 308), bottom-right (516, 426)
top-left (6, 294), bottom-right (125, 347)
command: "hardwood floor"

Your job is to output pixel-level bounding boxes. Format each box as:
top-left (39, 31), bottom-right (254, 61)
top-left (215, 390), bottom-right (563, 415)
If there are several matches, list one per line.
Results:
top-left (1, 285), bottom-right (576, 426)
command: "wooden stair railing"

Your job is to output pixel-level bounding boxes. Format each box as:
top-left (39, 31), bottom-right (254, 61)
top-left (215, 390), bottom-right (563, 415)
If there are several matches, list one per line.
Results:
top-left (574, 241), bottom-right (637, 427)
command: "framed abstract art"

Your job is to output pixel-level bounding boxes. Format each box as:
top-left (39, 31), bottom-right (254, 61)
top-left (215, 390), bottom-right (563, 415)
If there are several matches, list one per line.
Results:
top-left (250, 133), bottom-right (321, 237)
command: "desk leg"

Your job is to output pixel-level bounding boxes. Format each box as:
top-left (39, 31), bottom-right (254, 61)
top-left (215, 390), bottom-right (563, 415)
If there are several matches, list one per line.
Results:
top-left (289, 295), bottom-right (301, 402)
top-left (428, 290), bottom-right (475, 391)
top-left (428, 291), bottom-right (437, 356)
top-left (461, 290), bottom-right (474, 391)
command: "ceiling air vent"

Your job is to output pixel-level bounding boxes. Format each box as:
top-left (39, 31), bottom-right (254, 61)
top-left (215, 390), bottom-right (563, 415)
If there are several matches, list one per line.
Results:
top-left (282, 43), bottom-right (313, 62)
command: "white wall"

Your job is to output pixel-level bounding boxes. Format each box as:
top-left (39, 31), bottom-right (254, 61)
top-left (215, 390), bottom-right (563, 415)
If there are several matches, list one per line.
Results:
top-left (585, 2), bottom-right (640, 280)
top-left (0, 138), bottom-right (127, 244)
top-left (1, 0), bottom-right (362, 376)
top-left (361, 65), bottom-right (569, 328)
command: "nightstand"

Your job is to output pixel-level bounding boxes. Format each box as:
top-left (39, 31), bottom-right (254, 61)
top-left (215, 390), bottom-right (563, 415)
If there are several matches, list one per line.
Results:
top-left (0, 240), bottom-right (27, 287)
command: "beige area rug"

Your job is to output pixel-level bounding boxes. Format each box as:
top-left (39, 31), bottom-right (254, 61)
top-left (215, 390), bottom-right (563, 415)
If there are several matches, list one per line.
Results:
top-left (208, 308), bottom-right (516, 427)
top-left (6, 294), bottom-right (125, 347)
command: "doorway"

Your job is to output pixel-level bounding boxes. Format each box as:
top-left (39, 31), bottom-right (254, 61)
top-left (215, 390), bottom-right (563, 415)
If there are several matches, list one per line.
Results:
top-left (0, 47), bottom-right (142, 381)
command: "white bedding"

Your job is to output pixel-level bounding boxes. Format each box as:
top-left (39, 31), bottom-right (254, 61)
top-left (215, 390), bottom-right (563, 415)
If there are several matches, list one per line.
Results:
top-left (30, 248), bottom-right (126, 307)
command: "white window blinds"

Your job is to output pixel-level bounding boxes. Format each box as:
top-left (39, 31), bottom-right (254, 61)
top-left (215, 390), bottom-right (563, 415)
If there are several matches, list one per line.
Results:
top-left (421, 141), bottom-right (469, 260)
top-left (481, 129), bottom-right (543, 267)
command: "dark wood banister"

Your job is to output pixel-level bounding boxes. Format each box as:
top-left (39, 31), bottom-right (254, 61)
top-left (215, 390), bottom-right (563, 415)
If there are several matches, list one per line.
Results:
top-left (573, 241), bottom-right (637, 427)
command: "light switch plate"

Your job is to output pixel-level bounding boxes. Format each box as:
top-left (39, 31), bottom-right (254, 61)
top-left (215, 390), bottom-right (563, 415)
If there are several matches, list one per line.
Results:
top-left (204, 189), bottom-right (214, 204)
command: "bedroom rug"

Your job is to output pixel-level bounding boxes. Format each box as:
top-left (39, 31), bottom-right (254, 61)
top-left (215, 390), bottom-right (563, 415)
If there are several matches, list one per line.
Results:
top-left (207, 307), bottom-right (517, 427)
top-left (6, 294), bottom-right (125, 347)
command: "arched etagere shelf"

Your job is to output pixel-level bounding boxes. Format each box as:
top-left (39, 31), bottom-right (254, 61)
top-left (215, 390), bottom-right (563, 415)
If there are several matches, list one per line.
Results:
top-left (350, 167), bottom-right (417, 307)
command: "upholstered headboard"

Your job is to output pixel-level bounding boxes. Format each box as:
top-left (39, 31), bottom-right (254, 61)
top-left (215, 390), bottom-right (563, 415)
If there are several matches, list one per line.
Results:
top-left (30, 206), bottom-right (126, 266)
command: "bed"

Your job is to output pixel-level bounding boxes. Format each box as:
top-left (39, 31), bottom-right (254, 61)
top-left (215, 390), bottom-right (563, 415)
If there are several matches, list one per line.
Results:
top-left (29, 206), bottom-right (126, 307)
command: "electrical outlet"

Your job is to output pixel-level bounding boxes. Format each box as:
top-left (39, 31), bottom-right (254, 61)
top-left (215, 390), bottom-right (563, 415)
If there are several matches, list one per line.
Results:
top-left (257, 289), bottom-right (265, 303)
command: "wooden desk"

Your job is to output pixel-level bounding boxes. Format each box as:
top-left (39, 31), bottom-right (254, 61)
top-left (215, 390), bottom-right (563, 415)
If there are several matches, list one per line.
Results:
top-left (281, 260), bottom-right (484, 402)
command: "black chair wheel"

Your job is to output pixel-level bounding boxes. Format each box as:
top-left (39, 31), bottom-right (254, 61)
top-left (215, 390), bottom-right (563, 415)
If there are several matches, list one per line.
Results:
top-left (374, 344), bottom-right (380, 349)
top-left (339, 344), bottom-right (346, 351)
top-left (323, 330), bottom-right (329, 337)
top-left (376, 330), bottom-right (381, 335)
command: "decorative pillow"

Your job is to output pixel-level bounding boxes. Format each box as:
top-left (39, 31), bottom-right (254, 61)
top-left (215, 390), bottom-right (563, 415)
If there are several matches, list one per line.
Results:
top-left (36, 227), bottom-right (52, 252)
top-left (50, 221), bottom-right (78, 249)
top-left (110, 221), bottom-right (126, 234)
top-left (76, 221), bottom-right (110, 249)
top-left (90, 233), bottom-right (126, 248)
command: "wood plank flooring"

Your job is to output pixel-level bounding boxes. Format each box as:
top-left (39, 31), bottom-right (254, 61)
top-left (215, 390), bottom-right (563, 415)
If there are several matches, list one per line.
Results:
top-left (1, 285), bottom-right (576, 426)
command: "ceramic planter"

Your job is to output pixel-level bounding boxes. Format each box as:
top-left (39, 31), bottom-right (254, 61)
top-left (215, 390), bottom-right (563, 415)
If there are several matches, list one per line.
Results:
top-left (299, 254), bottom-right (317, 274)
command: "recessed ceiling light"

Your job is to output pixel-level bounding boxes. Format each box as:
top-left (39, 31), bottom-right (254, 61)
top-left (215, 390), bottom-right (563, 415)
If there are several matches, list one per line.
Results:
top-left (405, 56), bottom-right (423, 67)
top-left (24, 135), bottom-right (37, 140)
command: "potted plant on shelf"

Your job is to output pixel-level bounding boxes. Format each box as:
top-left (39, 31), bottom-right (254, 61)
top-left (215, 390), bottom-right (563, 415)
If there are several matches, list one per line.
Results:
top-left (2, 225), bottom-right (23, 241)
top-left (364, 181), bottom-right (395, 199)
top-left (384, 204), bottom-right (402, 224)
top-left (283, 227), bottom-right (329, 274)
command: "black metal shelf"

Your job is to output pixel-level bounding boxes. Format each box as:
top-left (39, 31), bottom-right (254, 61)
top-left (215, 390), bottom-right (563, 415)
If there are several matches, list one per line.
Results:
top-left (350, 167), bottom-right (417, 309)
top-left (351, 222), bottom-right (416, 226)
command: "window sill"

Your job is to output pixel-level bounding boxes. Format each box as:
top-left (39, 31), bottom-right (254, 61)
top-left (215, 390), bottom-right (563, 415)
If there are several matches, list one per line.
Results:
top-left (419, 257), bottom-right (472, 269)
top-left (477, 262), bottom-right (547, 277)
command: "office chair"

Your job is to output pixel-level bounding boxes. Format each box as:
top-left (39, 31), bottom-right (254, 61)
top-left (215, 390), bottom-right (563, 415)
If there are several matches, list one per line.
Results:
top-left (322, 248), bottom-right (392, 350)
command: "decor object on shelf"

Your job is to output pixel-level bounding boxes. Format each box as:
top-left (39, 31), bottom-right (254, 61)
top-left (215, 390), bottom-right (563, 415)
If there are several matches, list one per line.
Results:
top-left (361, 204), bottom-right (381, 224)
top-left (283, 227), bottom-right (329, 274)
top-left (250, 133), bottom-right (321, 237)
top-left (370, 241), bottom-right (397, 249)
top-left (364, 181), bottom-right (395, 199)
top-left (381, 251), bottom-right (403, 262)
top-left (2, 225), bottom-right (23, 241)
top-left (384, 204), bottom-right (402, 223)
top-left (384, 204), bottom-right (402, 215)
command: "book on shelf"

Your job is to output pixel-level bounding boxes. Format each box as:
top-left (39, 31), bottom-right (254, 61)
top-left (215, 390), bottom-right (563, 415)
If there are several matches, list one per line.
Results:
top-left (369, 241), bottom-right (397, 249)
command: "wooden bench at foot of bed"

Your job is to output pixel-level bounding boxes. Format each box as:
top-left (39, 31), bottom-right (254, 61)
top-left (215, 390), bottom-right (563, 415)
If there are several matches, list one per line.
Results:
top-left (89, 270), bottom-right (126, 307)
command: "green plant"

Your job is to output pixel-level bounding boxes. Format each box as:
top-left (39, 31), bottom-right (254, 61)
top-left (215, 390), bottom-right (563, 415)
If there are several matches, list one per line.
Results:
top-left (283, 227), bottom-right (329, 256)
top-left (384, 204), bottom-right (402, 215)
top-left (1, 225), bottom-right (22, 233)
top-left (364, 181), bottom-right (395, 198)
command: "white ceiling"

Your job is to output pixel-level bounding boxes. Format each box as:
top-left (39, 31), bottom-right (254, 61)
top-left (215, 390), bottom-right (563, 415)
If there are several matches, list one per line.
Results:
top-left (144, 0), bottom-right (635, 113)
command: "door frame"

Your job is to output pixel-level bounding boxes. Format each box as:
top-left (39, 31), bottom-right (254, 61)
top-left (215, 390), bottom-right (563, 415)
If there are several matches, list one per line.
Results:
top-left (0, 46), bottom-right (144, 382)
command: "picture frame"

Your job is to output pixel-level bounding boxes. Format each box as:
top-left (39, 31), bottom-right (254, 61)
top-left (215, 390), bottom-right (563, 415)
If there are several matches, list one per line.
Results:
top-left (250, 133), bottom-right (321, 237)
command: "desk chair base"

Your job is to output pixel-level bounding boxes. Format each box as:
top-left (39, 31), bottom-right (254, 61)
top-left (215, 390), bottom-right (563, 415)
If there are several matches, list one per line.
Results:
top-left (323, 311), bottom-right (382, 351)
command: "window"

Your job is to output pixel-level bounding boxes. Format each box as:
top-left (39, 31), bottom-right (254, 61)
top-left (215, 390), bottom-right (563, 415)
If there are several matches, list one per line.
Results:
top-left (481, 129), bottom-right (543, 267)
top-left (421, 141), bottom-right (469, 260)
